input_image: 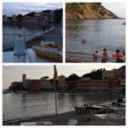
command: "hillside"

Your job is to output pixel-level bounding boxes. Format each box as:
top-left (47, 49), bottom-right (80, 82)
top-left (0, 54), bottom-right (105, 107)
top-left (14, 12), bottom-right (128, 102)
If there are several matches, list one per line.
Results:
top-left (66, 3), bottom-right (118, 20)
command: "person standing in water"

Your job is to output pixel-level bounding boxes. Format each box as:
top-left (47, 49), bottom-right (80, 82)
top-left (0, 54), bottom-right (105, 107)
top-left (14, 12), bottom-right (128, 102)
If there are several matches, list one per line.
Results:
top-left (92, 50), bottom-right (98, 62)
top-left (81, 39), bottom-right (86, 45)
top-left (115, 49), bottom-right (124, 62)
top-left (101, 48), bottom-right (108, 62)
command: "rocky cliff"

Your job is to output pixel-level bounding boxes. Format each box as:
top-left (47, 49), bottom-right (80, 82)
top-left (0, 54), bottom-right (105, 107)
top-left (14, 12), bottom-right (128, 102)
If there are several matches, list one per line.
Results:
top-left (66, 3), bottom-right (118, 20)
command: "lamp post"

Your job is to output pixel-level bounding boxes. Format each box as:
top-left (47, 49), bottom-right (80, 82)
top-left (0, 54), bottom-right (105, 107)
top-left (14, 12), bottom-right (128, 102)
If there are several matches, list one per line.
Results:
top-left (53, 65), bottom-right (58, 124)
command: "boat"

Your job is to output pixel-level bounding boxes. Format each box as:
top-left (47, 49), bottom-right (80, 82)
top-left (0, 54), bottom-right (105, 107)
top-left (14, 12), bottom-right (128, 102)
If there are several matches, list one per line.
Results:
top-left (32, 41), bottom-right (62, 62)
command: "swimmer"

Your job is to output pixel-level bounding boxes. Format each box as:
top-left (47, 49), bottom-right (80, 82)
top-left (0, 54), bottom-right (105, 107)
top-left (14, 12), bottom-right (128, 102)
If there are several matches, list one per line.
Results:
top-left (81, 39), bottom-right (87, 44)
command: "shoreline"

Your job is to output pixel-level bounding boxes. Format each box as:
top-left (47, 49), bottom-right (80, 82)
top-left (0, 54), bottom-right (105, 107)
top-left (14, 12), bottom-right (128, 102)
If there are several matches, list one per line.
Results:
top-left (66, 18), bottom-right (125, 21)
top-left (3, 88), bottom-right (124, 94)
top-left (3, 108), bottom-right (125, 125)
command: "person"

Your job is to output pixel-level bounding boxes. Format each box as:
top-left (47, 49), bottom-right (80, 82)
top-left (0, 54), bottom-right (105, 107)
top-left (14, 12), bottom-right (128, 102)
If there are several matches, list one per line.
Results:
top-left (115, 49), bottom-right (124, 62)
top-left (101, 48), bottom-right (108, 62)
top-left (92, 50), bottom-right (98, 62)
top-left (81, 39), bottom-right (86, 44)
top-left (122, 52), bottom-right (125, 62)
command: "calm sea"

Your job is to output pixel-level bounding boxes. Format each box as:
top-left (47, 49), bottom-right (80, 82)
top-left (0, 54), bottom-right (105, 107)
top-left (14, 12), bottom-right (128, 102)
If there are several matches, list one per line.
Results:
top-left (66, 19), bottom-right (125, 61)
top-left (3, 23), bottom-right (43, 51)
top-left (3, 92), bottom-right (119, 121)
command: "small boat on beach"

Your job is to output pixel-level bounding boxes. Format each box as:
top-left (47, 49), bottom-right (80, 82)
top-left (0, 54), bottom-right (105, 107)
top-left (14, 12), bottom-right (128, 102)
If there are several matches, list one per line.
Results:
top-left (32, 41), bottom-right (62, 62)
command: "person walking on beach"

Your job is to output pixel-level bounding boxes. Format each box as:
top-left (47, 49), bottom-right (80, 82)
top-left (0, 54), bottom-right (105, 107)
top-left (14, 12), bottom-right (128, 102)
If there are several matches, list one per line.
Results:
top-left (101, 48), bottom-right (108, 62)
top-left (92, 50), bottom-right (98, 62)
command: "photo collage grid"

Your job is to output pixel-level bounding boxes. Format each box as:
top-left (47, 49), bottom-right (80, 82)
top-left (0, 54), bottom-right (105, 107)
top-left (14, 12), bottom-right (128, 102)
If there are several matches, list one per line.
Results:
top-left (1, 0), bottom-right (127, 126)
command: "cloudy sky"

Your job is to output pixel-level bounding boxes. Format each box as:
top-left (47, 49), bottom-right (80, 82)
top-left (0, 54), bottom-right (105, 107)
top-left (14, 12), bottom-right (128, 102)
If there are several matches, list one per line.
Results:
top-left (3, 2), bottom-right (62, 16)
top-left (102, 3), bottom-right (125, 18)
top-left (3, 2), bottom-right (125, 18)
top-left (3, 64), bottom-right (124, 89)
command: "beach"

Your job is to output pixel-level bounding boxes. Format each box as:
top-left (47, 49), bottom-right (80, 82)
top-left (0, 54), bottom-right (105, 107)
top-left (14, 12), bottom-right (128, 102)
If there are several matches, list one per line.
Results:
top-left (3, 108), bottom-right (125, 125)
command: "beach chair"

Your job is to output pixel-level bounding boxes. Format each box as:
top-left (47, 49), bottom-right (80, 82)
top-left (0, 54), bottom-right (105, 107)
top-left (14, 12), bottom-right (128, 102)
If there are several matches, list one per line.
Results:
top-left (68, 119), bottom-right (78, 125)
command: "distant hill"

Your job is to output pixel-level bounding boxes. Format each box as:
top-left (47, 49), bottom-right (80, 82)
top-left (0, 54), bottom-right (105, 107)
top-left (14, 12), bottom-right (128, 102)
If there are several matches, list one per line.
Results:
top-left (82, 66), bottom-right (125, 80)
top-left (25, 9), bottom-right (62, 23)
top-left (66, 3), bottom-right (118, 20)
top-left (82, 68), bottom-right (103, 80)
top-left (113, 65), bottom-right (125, 79)
top-left (3, 9), bottom-right (62, 24)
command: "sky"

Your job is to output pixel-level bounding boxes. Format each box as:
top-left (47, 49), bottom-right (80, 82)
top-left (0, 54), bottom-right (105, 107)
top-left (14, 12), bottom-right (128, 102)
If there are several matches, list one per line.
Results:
top-left (3, 64), bottom-right (124, 89)
top-left (3, 2), bottom-right (125, 18)
top-left (102, 3), bottom-right (125, 18)
top-left (3, 2), bottom-right (62, 16)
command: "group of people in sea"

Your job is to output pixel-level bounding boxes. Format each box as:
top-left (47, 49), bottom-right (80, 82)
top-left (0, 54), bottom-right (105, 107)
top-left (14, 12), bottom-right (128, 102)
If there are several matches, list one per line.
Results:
top-left (92, 48), bottom-right (125, 62)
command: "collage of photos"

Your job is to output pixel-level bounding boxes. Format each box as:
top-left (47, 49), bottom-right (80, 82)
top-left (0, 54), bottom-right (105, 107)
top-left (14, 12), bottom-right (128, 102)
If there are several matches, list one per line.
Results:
top-left (2, 0), bottom-right (126, 126)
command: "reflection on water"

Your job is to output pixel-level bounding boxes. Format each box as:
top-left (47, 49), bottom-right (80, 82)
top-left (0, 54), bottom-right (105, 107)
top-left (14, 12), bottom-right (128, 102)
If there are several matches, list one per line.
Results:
top-left (66, 19), bottom-right (125, 57)
top-left (3, 92), bottom-right (120, 120)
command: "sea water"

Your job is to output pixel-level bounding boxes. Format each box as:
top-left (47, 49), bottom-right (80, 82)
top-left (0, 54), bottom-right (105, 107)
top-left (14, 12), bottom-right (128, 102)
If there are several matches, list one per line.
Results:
top-left (3, 92), bottom-right (119, 121)
top-left (66, 19), bottom-right (125, 62)
top-left (3, 23), bottom-right (44, 51)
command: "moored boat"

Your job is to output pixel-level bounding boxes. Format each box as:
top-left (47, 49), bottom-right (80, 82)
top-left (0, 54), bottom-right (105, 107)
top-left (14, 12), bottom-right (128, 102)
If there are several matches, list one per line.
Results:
top-left (32, 41), bottom-right (62, 62)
